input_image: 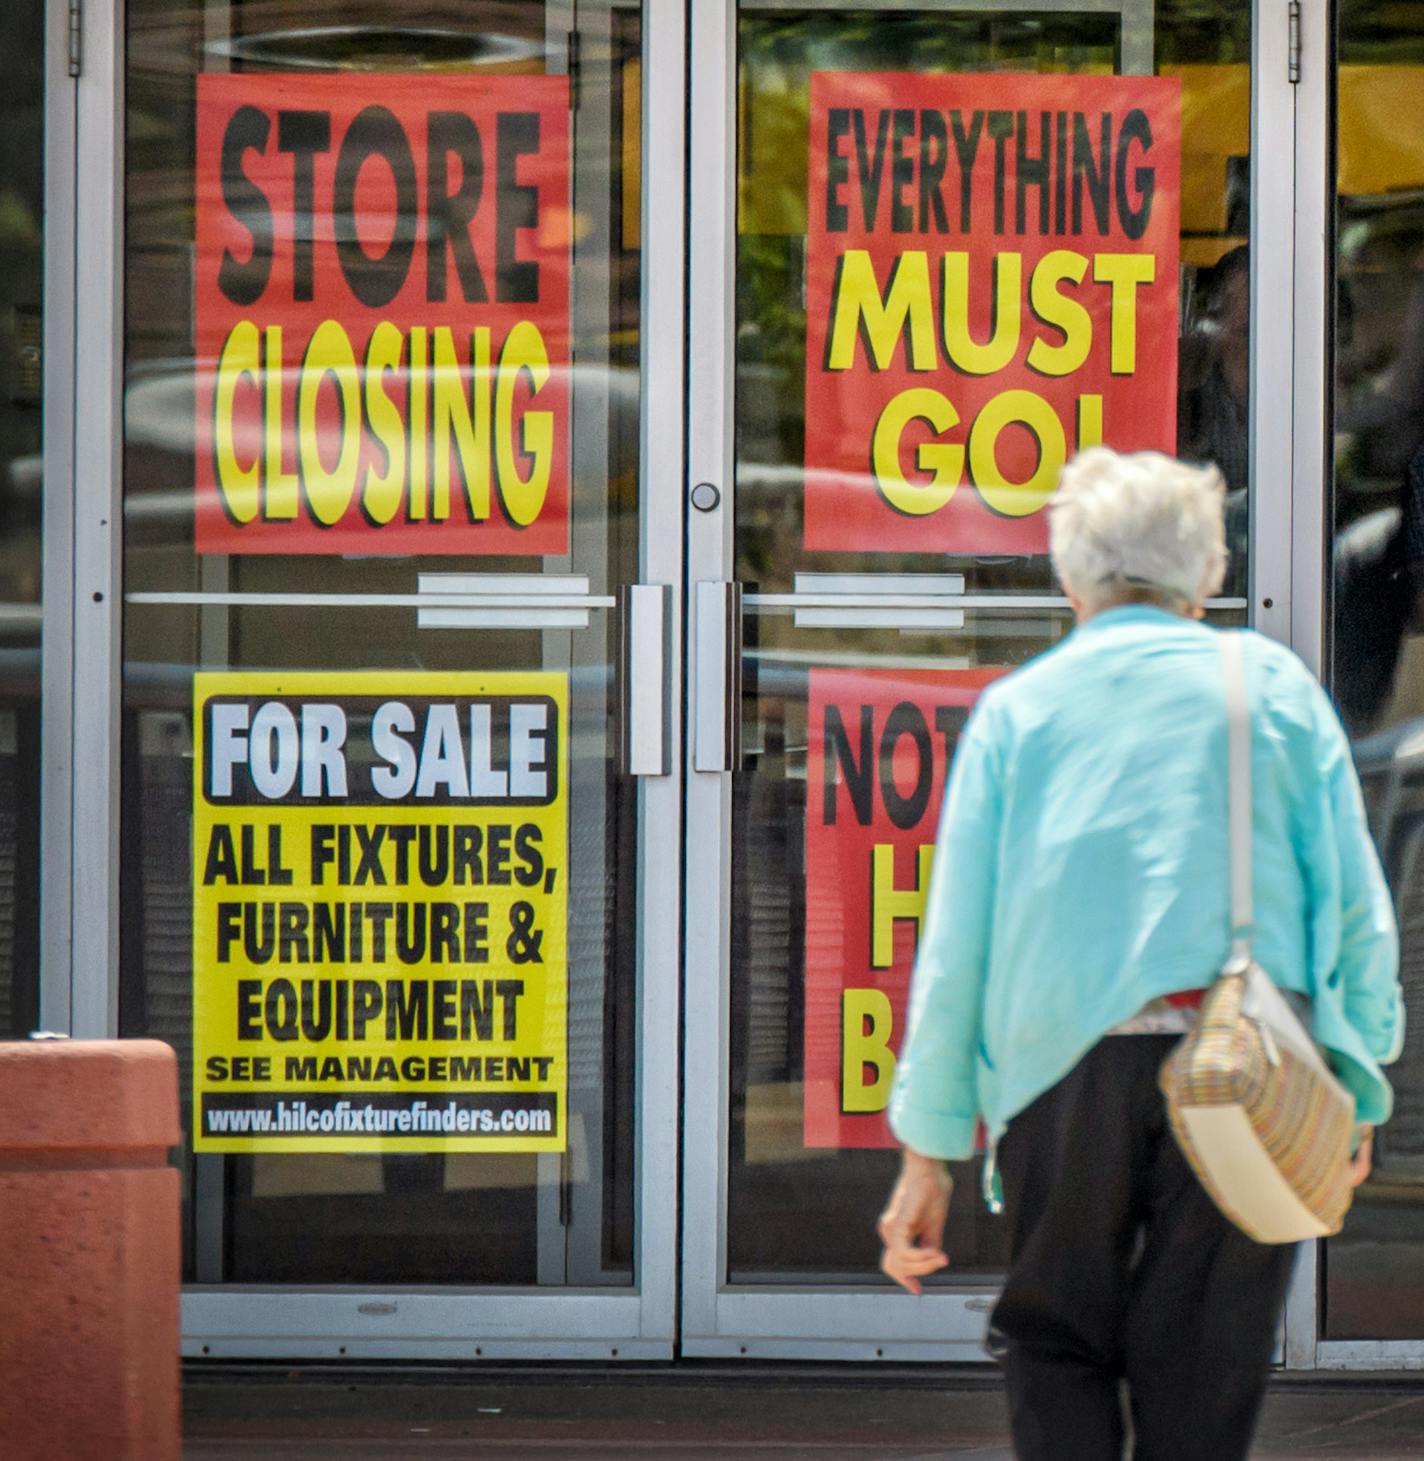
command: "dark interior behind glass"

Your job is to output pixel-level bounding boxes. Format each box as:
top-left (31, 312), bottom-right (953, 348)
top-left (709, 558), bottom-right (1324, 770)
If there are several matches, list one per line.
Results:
top-left (1325, 0), bottom-right (1424, 1342)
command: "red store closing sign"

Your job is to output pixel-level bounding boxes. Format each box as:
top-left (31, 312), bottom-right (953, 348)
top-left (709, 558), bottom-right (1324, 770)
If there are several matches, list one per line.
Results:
top-left (804, 667), bottom-right (1005, 1149)
top-left (803, 72), bottom-right (1181, 556)
top-left (195, 74), bottom-right (571, 555)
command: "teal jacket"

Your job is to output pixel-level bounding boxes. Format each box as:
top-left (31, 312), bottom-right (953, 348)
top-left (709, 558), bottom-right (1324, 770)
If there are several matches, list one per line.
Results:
top-left (888, 606), bottom-right (1404, 1163)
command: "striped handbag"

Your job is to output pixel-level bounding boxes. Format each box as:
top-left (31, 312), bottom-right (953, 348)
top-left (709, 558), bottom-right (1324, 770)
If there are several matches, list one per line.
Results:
top-left (1158, 633), bottom-right (1356, 1243)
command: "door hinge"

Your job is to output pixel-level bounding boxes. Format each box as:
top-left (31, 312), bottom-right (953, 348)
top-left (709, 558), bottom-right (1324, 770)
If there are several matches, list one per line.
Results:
top-left (67, 0), bottom-right (82, 78)
top-left (1288, 0), bottom-right (1301, 84)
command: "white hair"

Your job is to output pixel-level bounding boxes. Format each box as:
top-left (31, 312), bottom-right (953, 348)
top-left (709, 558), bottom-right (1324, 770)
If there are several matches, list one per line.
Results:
top-left (1048, 448), bottom-right (1228, 612)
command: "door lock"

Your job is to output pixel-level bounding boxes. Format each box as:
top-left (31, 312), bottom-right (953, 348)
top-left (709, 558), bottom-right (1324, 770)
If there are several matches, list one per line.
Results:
top-left (690, 481), bottom-right (721, 513)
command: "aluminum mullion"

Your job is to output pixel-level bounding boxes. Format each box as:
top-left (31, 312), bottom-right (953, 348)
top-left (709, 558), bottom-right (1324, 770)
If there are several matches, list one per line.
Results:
top-left (39, 0), bottom-right (78, 1032)
top-left (1289, 0), bottom-right (1330, 679)
top-left (1251, 0), bottom-right (1296, 652)
top-left (67, 0), bottom-right (124, 1038)
top-left (1247, 29), bottom-right (1320, 1359)
top-left (632, 0), bottom-right (687, 1351)
top-left (681, 0), bottom-right (738, 1352)
top-left (1250, 0), bottom-right (1322, 1370)
top-left (1280, 0), bottom-right (1332, 1374)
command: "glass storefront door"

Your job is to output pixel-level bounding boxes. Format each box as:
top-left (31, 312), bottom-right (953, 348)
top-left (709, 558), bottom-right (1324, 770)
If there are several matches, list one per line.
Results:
top-left (110, 0), bottom-right (683, 1358)
top-left (683, 0), bottom-right (1286, 1359)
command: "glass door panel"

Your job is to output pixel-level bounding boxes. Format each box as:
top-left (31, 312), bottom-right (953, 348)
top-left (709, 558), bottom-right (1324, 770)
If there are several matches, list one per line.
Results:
top-left (687, 0), bottom-right (1259, 1353)
top-left (122, 0), bottom-right (651, 1310)
top-left (1324, 0), bottom-right (1424, 1345)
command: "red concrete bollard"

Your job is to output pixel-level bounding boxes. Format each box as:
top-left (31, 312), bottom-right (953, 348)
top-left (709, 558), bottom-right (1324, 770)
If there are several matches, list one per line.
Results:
top-left (0, 1039), bottom-right (181, 1461)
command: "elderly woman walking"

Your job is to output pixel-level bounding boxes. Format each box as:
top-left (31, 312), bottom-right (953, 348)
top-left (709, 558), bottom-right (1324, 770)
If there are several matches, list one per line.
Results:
top-left (879, 448), bottom-right (1403, 1460)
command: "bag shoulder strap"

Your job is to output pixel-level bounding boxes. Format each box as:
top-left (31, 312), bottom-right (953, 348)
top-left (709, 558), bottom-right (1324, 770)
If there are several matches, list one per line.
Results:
top-left (1219, 632), bottom-right (1254, 967)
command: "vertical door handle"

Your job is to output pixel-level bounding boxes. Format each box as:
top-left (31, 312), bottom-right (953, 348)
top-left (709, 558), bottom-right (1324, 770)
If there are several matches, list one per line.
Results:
top-left (693, 580), bottom-right (742, 773)
top-left (620, 584), bottom-right (672, 776)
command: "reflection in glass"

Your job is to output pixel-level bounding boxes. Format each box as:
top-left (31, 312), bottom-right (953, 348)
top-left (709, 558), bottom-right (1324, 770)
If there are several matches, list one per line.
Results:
top-left (0, 0), bottom-right (43, 1040)
top-left (1326, 2), bottom-right (1424, 1341)
top-left (122, 0), bottom-right (642, 1287)
top-left (728, 3), bottom-right (1252, 1284)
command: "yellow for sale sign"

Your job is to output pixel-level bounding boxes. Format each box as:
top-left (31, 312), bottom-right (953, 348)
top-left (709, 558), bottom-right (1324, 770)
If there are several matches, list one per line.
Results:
top-left (192, 671), bottom-right (568, 1153)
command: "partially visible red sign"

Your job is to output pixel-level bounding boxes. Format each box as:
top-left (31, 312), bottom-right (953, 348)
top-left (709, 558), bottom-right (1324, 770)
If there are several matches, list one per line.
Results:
top-left (195, 74), bottom-right (571, 554)
top-left (803, 73), bottom-right (1181, 556)
top-left (804, 666), bottom-right (1005, 1148)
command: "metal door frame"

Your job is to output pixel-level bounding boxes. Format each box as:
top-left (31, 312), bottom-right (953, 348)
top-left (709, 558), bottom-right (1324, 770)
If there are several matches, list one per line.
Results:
top-left (47, 0), bottom-right (686, 1361)
top-left (682, 0), bottom-right (1313, 1363)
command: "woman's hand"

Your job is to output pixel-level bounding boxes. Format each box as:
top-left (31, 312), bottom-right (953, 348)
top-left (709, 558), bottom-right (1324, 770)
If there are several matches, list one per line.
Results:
top-left (1350, 1125), bottom-right (1374, 1187)
top-left (878, 1150), bottom-right (953, 1295)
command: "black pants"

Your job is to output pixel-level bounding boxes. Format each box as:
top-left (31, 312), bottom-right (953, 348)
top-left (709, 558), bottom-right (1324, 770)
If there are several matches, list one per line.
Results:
top-left (988, 1037), bottom-right (1297, 1461)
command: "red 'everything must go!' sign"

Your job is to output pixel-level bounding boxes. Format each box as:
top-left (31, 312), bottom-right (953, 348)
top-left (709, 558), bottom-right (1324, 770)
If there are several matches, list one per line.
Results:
top-left (804, 73), bottom-right (1181, 556)
top-left (804, 667), bottom-right (1004, 1148)
top-left (195, 75), bottom-right (571, 554)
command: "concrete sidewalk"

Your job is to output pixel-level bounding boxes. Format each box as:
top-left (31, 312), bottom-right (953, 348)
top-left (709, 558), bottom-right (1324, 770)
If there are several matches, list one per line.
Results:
top-left (183, 1367), bottom-right (1424, 1459)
